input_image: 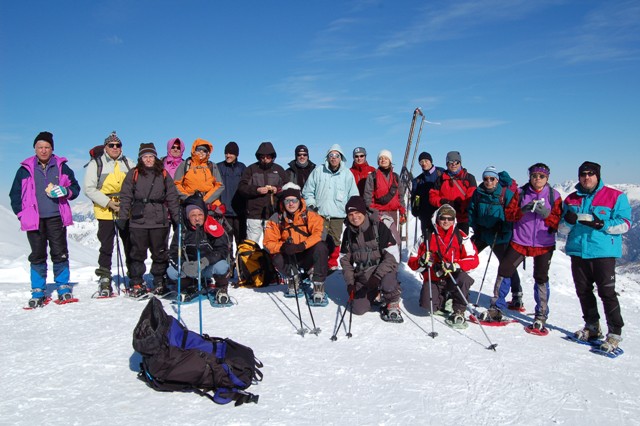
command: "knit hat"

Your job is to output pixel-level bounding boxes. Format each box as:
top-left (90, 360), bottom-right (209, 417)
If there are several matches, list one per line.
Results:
top-left (185, 204), bottom-right (204, 217)
top-left (224, 141), bottom-right (239, 156)
top-left (104, 131), bottom-right (121, 146)
top-left (33, 131), bottom-right (54, 149)
top-left (345, 196), bottom-right (368, 215)
top-left (528, 162), bottom-right (550, 177)
top-left (418, 152), bottom-right (432, 162)
top-left (353, 147), bottom-right (366, 157)
top-left (437, 204), bottom-right (457, 219)
top-left (378, 149), bottom-right (393, 163)
top-left (280, 182), bottom-right (302, 200)
top-left (446, 151), bottom-right (462, 164)
top-left (138, 143), bottom-right (157, 158)
top-left (295, 145), bottom-right (309, 155)
top-left (482, 166), bottom-right (499, 180)
top-left (579, 161), bottom-right (601, 180)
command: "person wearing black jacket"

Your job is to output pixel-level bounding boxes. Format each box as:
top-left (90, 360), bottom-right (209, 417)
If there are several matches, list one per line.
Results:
top-left (167, 195), bottom-right (231, 304)
top-left (286, 144), bottom-right (316, 189)
top-left (217, 141), bottom-right (247, 248)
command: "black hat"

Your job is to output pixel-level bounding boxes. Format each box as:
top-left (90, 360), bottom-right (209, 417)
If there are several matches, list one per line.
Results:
top-left (225, 141), bottom-right (239, 156)
top-left (295, 144), bottom-right (309, 155)
top-left (34, 131), bottom-right (54, 149)
top-left (579, 161), bottom-right (601, 180)
top-left (138, 143), bottom-right (157, 158)
top-left (345, 196), bottom-right (368, 215)
top-left (280, 182), bottom-right (302, 200)
top-left (418, 152), bottom-right (432, 162)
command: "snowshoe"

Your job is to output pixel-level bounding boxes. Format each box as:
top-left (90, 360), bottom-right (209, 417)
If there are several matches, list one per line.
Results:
top-left (207, 288), bottom-right (233, 308)
top-left (507, 300), bottom-right (526, 312)
top-left (469, 314), bottom-right (517, 327)
top-left (478, 308), bottom-right (505, 323)
top-left (445, 311), bottom-right (468, 329)
top-left (94, 277), bottom-right (114, 298)
top-left (128, 283), bottom-right (149, 299)
top-left (308, 282), bottom-right (328, 307)
top-left (524, 319), bottom-right (549, 336)
top-left (284, 278), bottom-right (304, 298)
top-left (24, 296), bottom-right (51, 310)
top-left (573, 323), bottom-right (603, 342)
top-left (380, 302), bottom-right (404, 323)
top-left (54, 293), bottom-right (79, 305)
top-left (562, 334), bottom-right (624, 358)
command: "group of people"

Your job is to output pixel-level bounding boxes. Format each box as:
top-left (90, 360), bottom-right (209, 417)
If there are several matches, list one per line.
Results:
top-left (10, 130), bottom-right (632, 352)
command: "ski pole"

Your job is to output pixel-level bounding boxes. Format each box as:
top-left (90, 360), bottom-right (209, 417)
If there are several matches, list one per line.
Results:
top-left (331, 290), bottom-right (354, 341)
top-left (290, 265), bottom-right (307, 337)
top-left (346, 292), bottom-right (354, 338)
top-left (292, 253), bottom-right (320, 336)
top-left (113, 216), bottom-right (126, 294)
top-left (425, 241), bottom-right (438, 339)
top-left (196, 225), bottom-right (203, 335)
top-left (445, 269), bottom-right (497, 351)
top-left (177, 221), bottom-right (183, 322)
top-left (474, 231), bottom-right (498, 306)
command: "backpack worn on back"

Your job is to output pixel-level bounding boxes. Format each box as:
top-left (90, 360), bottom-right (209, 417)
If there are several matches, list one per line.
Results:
top-left (83, 145), bottom-right (131, 190)
top-left (235, 239), bottom-right (277, 287)
top-left (133, 297), bottom-right (263, 406)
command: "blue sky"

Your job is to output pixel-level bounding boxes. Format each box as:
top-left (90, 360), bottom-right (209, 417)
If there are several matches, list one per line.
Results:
top-left (2, 0), bottom-right (639, 204)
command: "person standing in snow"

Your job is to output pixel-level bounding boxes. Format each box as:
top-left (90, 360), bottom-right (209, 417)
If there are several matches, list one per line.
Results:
top-left (10, 131), bottom-right (81, 307)
top-left (118, 143), bottom-right (181, 297)
top-left (479, 163), bottom-right (562, 334)
top-left (340, 196), bottom-right (403, 323)
top-left (410, 151), bottom-right (444, 237)
top-left (408, 204), bottom-right (479, 327)
top-left (286, 144), bottom-right (316, 189)
top-left (563, 161), bottom-right (632, 353)
top-left (217, 141), bottom-right (247, 249)
top-left (349, 147), bottom-right (375, 197)
top-left (162, 138), bottom-right (185, 179)
top-left (84, 131), bottom-right (136, 296)
top-left (302, 144), bottom-right (359, 271)
top-left (173, 138), bottom-right (225, 207)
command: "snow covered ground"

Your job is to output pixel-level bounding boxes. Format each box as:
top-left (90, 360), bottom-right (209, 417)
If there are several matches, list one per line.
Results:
top-left (1, 203), bottom-right (639, 426)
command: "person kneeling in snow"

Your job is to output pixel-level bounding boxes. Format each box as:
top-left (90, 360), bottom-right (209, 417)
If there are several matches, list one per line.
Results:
top-left (408, 204), bottom-right (479, 327)
top-left (263, 183), bottom-right (328, 303)
top-left (339, 196), bottom-right (403, 323)
top-left (166, 195), bottom-right (230, 304)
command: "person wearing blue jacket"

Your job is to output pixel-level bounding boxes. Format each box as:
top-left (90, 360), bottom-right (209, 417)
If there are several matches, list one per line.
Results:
top-left (302, 144), bottom-right (359, 270)
top-left (217, 141), bottom-right (247, 248)
top-left (563, 161), bottom-right (632, 353)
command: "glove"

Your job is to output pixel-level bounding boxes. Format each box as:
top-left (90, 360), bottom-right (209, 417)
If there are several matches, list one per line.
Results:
top-left (281, 242), bottom-right (305, 256)
top-left (366, 274), bottom-right (381, 290)
top-left (442, 262), bottom-right (459, 276)
top-left (564, 210), bottom-right (578, 225)
top-left (579, 215), bottom-right (604, 230)
top-left (418, 251), bottom-right (433, 268)
top-left (521, 201), bottom-right (535, 213)
top-left (308, 205), bottom-right (319, 212)
top-left (347, 284), bottom-right (356, 297)
top-left (107, 199), bottom-right (120, 213)
top-left (399, 213), bottom-right (407, 225)
top-left (46, 184), bottom-right (68, 198)
top-left (533, 201), bottom-right (551, 218)
top-left (200, 258), bottom-right (210, 269)
top-left (182, 261), bottom-right (199, 278)
top-left (115, 219), bottom-right (128, 231)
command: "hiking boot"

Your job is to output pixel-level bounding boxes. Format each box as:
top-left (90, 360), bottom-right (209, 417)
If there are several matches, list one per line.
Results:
top-left (28, 296), bottom-right (47, 309)
top-left (206, 277), bottom-right (216, 293)
top-left (449, 311), bottom-right (467, 326)
top-left (510, 293), bottom-right (524, 309)
top-left (215, 288), bottom-right (230, 305)
top-left (95, 266), bottom-right (111, 278)
top-left (383, 301), bottom-right (403, 322)
top-left (286, 277), bottom-right (299, 297)
top-left (532, 318), bottom-right (546, 331)
top-left (312, 282), bottom-right (325, 304)
top-left (130, 283), bottom-right (148, 298)
top-left (98, 277), bottom-right (113, 297)
top-left (599, 333), bottom-right (622, 353)
top-left (152, 275), bottom-right (170, 295)
top-left (479, 308), bottom-right (503, 322)
top-left (58, 292), bottom-right (73, 302)
top-left (574, 323), bottom-right (603, 342)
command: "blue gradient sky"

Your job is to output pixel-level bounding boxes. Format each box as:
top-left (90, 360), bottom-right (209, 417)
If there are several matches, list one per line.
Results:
top-left (2, 0), bottom-right (639, 204)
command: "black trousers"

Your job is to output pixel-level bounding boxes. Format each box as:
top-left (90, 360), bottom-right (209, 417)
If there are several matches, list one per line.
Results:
top-left (97, 219), bottom-right (132, 274)
top-left (129, 227), bottom-right (170, 285)
top-left (571, 256), bottom-right (623, 335)
top-left (26, 216), bottom-right (68, 265)
top-left (272, 241), bottom-right (328, 282)
top-left (224, 215), bottom-right (247, 250)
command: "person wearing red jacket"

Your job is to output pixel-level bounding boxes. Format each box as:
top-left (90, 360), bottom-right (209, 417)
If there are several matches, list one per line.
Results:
top-left (428, 151), bottom-right (477, 234)
top-left (408, 204), bottom-right (479, 327)
top-left (349, 147), bottom-right (375, 197)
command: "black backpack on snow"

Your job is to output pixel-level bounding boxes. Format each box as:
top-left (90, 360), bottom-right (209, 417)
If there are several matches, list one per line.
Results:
top-left (132, 297), bottom-right (263, 406)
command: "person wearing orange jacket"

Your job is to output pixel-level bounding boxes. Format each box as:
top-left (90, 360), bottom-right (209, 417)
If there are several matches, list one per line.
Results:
top-left (428, 151), bottom-right (477, 235)
top-left (264, 182), bottom-right (328, 303)
top-left (173, 138), bottom-right (224, 206)
top-left (408, 204), bottom-right (479, 327)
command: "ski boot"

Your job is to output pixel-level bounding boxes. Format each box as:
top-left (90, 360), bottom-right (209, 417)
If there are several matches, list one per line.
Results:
top-left (98, 277), bottom-right (113, 297)
top-left (574, 323), bottom-right (603, 342)
top-left (129, 283), bottom-right (149, 298)
top-left (479, 307), bottom-right (504, 322)
top-left (381, 301), bottom-right (404, 323)
top-left (599, 333), bottom-right (622, 353)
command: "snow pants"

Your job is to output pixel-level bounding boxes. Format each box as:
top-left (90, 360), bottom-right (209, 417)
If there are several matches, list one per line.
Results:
top-left (351, 271), bottom-right (401, 315)
top-left (420, 270), bottom-right (474, 314)
top-left (571, 256), bottom-right (624, 335)
top-left (97, 219), bottom-right (132, 276)
top-left (129, 227), bottom-right (170, 286)
top-left (475, 240), bottom-right (522, 296)
top-left (26, 216), bottom-right (71, 297)
top-left (272, 241), bottom-right (328, 283)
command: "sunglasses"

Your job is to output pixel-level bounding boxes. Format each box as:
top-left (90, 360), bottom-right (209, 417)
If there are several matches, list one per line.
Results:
top-left (283, 198), bottom-right (299, 205)
top-left (195, 147), bottom-right (209, 154)
top-left (580, 171), bottom-right (596, 177)
top-left (530, 173), bottom-right (548, 179)
top-left (297, 153), bottom-right (308, 157)
top-left (483, 177), bottom-right (497, 182)
top-left (171, 145), bottom-right (181, 150)
top-left (107, 143), bottom-right (122, 149)
top-left (354, 154), bottom-right (365, 159)
top-left (328, 153), bottom-right (341, 159)
top-left (438, 216), bottom-right (455, 222)
top-left (447, 161), bottom-right (460, 166)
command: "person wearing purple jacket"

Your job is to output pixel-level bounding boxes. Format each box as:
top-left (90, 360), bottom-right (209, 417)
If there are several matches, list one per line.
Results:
top-left (162, 138), bottom-right (185, 179)
top-left (479, 163), bottom-right (562, 334)
top-left (9, 131), bottom-right (80, 308)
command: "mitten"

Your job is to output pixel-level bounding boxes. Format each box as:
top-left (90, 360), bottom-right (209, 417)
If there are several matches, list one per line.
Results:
top-left (564, 210), bottom-right (578, 225)
top-left (579, 215), bottom-right (604, 230)
top-left (182, 261), bottom-right (199, 278)
top-left (533, 201), bottom-right (551, 218)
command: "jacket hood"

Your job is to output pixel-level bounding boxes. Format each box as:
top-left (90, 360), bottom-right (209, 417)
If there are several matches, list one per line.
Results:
top-left (255, 142), bottom-right (277, 160)
top-left (431, 204), bottom-right (458, 232)
top-left (189, 139), bottom-right (213, 165)
top-left (166, 138), bottom-right (185, 157)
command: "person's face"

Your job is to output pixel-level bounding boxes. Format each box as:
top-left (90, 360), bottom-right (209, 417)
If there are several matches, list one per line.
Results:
top-left (378, 156), bottom-right (391, 169)
top-left (170, 143), bottom-right (182, 158)
top-left (437, 215), bottom-right (455, 231)
top-left (283, 196), bottom-right (300, 214)
top-left (141, 154), bottom-right (156, 168)
top-left (347, 211), bottom-right (365, 227)
top-left (296, 152), bottom-right (308, 164)
top-left (105, 141), bottom-right (122, 160)
top-left (194, 146), bottom-right (209, 161)
top-left (259, 154), bottom-right (273, 165)
top-left (225, 153), bottom-right (237, 163)
top-left (529, 173), bottom-right (548, 191)
top-left (483, 176), bottom-right (498, 190)
top-left (34, 141), bottom-right (53, 163)
top-left (579, 170), bottom-right (598, 191)
top-left (354, 153), bottom-right (366, 165)
top-left (419, 159), bottom-right (432, 171)
top-left (328, 151), bottom-right (341, 168)
top-left (188, 209), bottom-right (205, 227)
top-left (447, 160), bottom-right (461, 173)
